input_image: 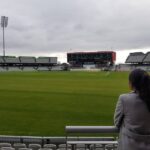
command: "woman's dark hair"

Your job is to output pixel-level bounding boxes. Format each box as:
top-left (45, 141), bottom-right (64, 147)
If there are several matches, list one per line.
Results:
top-left (129, 69), bottom-right (150, 111)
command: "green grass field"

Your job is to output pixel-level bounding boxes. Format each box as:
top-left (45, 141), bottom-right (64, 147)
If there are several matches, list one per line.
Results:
top-left (0, 71), bottom-right (129, 136)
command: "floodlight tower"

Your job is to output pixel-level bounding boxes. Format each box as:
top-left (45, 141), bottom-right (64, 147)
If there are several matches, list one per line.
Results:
top-left (1, 16), bottom-right (8, 56)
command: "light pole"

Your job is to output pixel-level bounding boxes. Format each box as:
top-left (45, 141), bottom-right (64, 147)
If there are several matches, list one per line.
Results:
top-left (1, 16), bottom-right (8, 56)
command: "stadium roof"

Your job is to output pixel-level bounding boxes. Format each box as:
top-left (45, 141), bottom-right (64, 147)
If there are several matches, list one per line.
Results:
top-left (126, 52), bottom-right (145, 63)
top-left (143, 52), bottom-right (150, 63)
top-left (125, 52), bottom-right (150, 64)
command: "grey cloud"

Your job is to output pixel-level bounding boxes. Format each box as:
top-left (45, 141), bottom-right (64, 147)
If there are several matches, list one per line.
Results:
top-left (0, 0), bottom-right (150, 56)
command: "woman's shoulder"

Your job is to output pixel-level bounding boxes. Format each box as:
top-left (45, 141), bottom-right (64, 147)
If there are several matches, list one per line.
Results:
top-left (119, 91), bottom-right (138, 100)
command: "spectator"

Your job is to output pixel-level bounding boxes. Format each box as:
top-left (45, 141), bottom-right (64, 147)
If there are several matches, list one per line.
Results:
top-left (114, 69), bottom-right (150, 150)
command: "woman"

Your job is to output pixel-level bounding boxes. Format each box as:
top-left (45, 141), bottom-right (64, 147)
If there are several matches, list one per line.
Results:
top-left (114, 69), bottom-right (150, 150)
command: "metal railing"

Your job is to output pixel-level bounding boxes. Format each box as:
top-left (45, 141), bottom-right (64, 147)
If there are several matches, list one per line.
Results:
top-left (65, 126), bottom-right (119, 150)
top-left (65, 126), bottom-right (119, 134)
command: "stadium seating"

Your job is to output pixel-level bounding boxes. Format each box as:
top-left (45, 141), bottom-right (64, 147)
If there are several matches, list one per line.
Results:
top-left (19, 148), bottom-right (32, 150)
top-left (13, 143), bottom-right (26, 150)
top-left (51, 66), bottom-right (62, 71)
top-left (19, 57), bottom-right (36, 64)
top-left (116, 64), bottom-right (131, 71)
top-left (36, 57), bottom-right (50, 64)
top-left (0, 55), bottom-right (59, 71)
top-left (0, 67), bottom-right (5, 71)
top-left (0, 143), bottom-right (12, 148)
top-left (0, 134), bottom-right (118, 150)
top-left (43, 144), bottom-right (57, 150)
top-left (143, 52), bottom-right (150, 63)
top-left (125, 52), bottom-right (145, 63)
top-left (0, 142), bottom-right (118, 150)
top-left (22, 67), bottom-right (36, 71)
top-left (58, 144), bottom-right (72, 149)
top-left (1, 147), bottom-right (15, 150)
top-left (36, 57), bottom-right (57, 65)
top-left (0, 56), bottom-right (4, 63)
top-left (37, 67), bottom-right (50, 71)
top-left (7, 67), bottom-right (21, 71)
top-left (28, 144), bottom-right (41, 150)
top-left (4, 56), bottom-right (20, 64)
top-left (49, 57), bottom-right (57, 64)
top-left (39, 148), bottom-right (53, 150)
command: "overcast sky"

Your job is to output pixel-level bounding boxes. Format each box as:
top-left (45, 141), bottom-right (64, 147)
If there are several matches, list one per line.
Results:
top-left (0, 0), bottom-right (150, 63)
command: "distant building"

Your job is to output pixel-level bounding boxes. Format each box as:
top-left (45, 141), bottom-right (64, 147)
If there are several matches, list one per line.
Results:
top-left (67, 51), bottom-right (116, 68)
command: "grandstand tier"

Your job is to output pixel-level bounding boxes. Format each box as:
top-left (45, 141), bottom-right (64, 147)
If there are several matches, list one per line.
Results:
top-left (36, 57), bottom-right (50, 64)
top-left (0, 56), bottom-right (58, 68)
top-left (49, 57), bottom-right (57, 64)
top-left (0, 56), bottom-right (4, 63)
top-left (125, 52), bottom-right (145, 63)
top-left (125, 52), bottom-right (150, 64)
top-left (143, 52), bottom-right (150, 63)
top-left (4, 56), bottom-right (20, 64)
top-left (19, 57), bottom-right (36, 64)
top-left (67, 51), bottom-right (116, 67)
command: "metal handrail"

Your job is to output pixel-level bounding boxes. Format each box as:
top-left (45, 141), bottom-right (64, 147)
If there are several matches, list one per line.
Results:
top-left (65, 126), bottom-right (119, 134)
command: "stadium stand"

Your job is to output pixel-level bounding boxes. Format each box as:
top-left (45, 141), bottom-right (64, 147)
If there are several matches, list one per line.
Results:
top-left (0, 56), bottom-right (58, 71)
top-left (0, 130), bottom-right (118, 150)
top-left (116, 64), bottom-right (132, 71)
top-left (19, 148), bottom-right (32, 150)
top-left (39, 148), bottom-right (53, 150)
top-left (36, 57), bottom-right (57, 71)
top-left (0, 143), bottom-right (12, 148)
top-left (4, 56), bottom-right (20, 64)
top-left (28, 144), bottom-right (41, 150)
top-left (36, 57), bottom-right (50, 64)
top-left (125, 52), bottom-right (145, 64)
top-left (0, 67), bottom-right (5, 71)
top-left (13, 143), bottom-right (26, 150)
top-left (7, 67), bottom-right (22, 71)
top-left (58, 144), bottom-right (72, 149)
top-left (49, 57), bottom-right (57, 64)
top-left (19, 57), bottom-right (36, 64)
top-left (67, 51), bottom-right (116, 68)
top-left (21, 67), bottom-right (36, 71)
top-left (36, 67), bottom-right (50, 71)
top-left (2, 56), bottom-right (21, 71)
top-left (0, 56), bottom-right (4, 63)
top-left (143, 52), bottom-right (150, 63)
top-left (123, 52), bottom-right (150, 71)
top-left (51, 66), bottom-right (62, 71)
top-left (36, 57), bottom-right (57, 65)
top-left (1, 147), bottom-right (15, 150)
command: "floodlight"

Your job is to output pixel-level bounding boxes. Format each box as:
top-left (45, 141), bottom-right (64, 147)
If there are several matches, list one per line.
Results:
top-left (1, 16), bottom-right (8, 56)
top-left (1, 16), bottom-right (4, 27)
top-left (5, 17), bottom-right (8, 27)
